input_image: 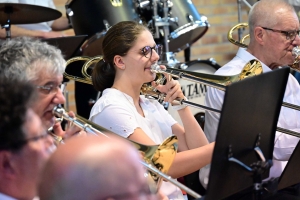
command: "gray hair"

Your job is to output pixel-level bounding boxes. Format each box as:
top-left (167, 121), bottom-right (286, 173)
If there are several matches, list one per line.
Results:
top-left (0, 37), bottom-right (65, 82)
top-left (248, 0), bottom-right (295, 38)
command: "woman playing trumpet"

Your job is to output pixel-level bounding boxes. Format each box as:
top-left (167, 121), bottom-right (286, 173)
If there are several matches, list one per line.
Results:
top-left (90, 21), bottom-right (214, 199)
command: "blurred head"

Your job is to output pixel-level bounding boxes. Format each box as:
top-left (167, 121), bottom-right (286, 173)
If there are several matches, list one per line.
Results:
top-left (92, 21), bottom-right (161, 92)
top-left (248, 0), bottom-right (300, 68)
top-left (0, 78), bottom-right (55, 199)
top-left (39, 135), bottom-right (158, 200)
top-left (0, 37), bottom-right (66, 128)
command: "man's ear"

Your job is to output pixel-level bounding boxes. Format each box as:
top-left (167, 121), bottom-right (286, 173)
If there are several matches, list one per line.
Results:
top-left (254, 26), bottom-right (265, 45)
top-left (0, 151), bottom-right (18, 179)
top-left (113, 55), bottom-right (125, 70)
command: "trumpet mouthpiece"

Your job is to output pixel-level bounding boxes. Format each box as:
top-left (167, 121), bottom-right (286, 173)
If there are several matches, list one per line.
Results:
top-left (150, 63), bottom-right (161, 73)
top-left (292, 46), bottom-right (300, 57)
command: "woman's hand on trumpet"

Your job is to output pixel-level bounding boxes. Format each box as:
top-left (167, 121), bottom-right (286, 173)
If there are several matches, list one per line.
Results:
top-left (151, 66), bottom-right (185, 103)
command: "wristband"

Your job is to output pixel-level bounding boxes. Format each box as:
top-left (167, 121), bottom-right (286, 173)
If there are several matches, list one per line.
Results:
top-left (171, 96), bottom-right (188, 111)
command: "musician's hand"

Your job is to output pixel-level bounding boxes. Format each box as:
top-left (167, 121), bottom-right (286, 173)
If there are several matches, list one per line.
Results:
top-left (157, 190), bottom-right (169, 200)
top-left (64, 111), bottom-right (87, 139)
top-left (52, 111), bottom-right (87, 140)
top-left (51, 119), bottom-right (64, 136)
top-left (151, 67), bottom-right (185, 103)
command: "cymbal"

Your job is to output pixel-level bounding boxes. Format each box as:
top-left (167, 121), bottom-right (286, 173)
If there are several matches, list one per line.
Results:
top-left (0, 3), bottom-right (62, 25)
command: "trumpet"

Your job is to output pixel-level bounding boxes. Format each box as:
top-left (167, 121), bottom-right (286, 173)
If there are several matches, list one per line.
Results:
top-left (227, 22), bottom-right (300, 73)
top-left (52, 106), bottom-right (201, 198)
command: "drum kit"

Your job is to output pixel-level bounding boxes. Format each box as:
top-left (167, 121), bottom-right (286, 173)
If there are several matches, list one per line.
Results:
top-left (65, 0), bottom-right (221, 125)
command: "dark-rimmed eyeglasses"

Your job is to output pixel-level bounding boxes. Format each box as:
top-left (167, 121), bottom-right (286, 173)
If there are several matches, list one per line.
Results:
top-left (141, 44), bottom-right (163, 58)
top-left (36, 84), bottom-right (62, 95)
top-left (261, 27), bottom-right (300, 41)
top-left (24, 132), bottom-right (49, 143)
top-left (0, 132), bottom-right (49, 151)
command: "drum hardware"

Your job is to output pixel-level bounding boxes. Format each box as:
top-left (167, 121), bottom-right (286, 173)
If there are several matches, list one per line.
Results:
top-left (149, 0), bottom-right (181, 68)
top-left (52, 106), bottom-right (201, 199)
top-left (159, 52), bottom-right (180, 68)
top-left (103, 19), bottom-right (111, 31)
top-left (66, 8), bottom-right (73, 17)
top-left (177, 58), bottom-right (218, 70)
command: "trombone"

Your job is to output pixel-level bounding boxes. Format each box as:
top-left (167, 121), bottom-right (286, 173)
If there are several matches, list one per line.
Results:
top-left (63, 56), bottom-right (300, 138)
top-left (52, 106), bottom-right (201, 198)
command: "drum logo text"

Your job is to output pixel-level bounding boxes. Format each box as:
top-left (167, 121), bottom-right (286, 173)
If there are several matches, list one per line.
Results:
top-left (181, 83), bottom-right (207, 99)
top-left (110, 0), bottom-right (122, 7)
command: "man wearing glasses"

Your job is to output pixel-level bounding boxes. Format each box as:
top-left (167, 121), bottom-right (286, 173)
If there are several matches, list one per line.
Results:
top-left (201, 0), bottom-right (300, 195)
top-left (0, 36), bottom-right (79, 139)
top-left (0, 78), bottom-right (55, 200)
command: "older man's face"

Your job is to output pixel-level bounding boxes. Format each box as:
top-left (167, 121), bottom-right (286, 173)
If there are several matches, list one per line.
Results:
top-left (263, 9), bottom-right (300, 68)
top-left (33, 72), bottom-right (65, 129)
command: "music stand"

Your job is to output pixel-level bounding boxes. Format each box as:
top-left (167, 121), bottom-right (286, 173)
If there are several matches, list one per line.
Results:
top-left (42, 35), bottom-right (87, 59)
top-left (203, 67), bottom-right (290, 200)
top-left (277, 141), bottom-right (300, 191)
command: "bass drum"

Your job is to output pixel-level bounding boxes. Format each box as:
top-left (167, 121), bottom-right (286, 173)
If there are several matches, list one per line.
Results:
top-left (168, 59), bottom-right (220, 128)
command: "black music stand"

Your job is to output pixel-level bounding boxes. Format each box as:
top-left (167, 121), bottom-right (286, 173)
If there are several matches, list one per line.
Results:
top-left (202, 67), bottom-right (290, 200)
top-left (277, 141), bottom-right (300, 191)
top-left (42, 35), bottom-right (87, 59)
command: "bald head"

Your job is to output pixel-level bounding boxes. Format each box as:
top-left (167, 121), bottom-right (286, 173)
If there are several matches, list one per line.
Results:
top-left (248, 0), bottom-right (296, 38)
top-left (38, 135), bottom-right (156, 200)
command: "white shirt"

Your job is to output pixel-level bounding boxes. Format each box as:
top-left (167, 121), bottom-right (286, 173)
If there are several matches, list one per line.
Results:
top-left (0, 193), bottom-right (16, 200)
top-left (90, 88), bottom-right (184, 200)
top-left (0, 192), bottom-right (39, 200)
top-left (201, 48), bottom-right (300, 187)
top-left (0, 0), bottom-right (56, 31)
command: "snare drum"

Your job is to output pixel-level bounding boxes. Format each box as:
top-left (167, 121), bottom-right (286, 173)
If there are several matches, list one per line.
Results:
top-left (168, 0), bottom-right (210, 52)
top-left (168, 59), bottom-right (220, 126)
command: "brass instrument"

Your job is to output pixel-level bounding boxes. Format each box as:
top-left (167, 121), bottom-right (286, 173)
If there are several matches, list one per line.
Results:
top-left (52, 106), bottom-right (201, 198)
top-left (63, 56), bottom-right (300, 132)
top-left (227, 23), bottom-right (300, 111)
top-left (64, 56), bottom-right (102, 84)
top-left (227, 22), bottom-right (300, 73)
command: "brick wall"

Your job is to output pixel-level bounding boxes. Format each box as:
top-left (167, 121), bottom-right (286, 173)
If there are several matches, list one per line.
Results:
top-left (53, 0), bottom-right (251, 112)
